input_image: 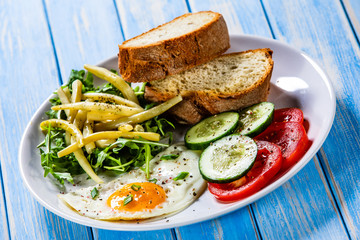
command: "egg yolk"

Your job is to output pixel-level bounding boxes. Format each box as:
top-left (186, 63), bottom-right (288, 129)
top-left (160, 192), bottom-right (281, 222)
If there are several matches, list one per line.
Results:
top-left (107, 182), bottom-right (166, 212)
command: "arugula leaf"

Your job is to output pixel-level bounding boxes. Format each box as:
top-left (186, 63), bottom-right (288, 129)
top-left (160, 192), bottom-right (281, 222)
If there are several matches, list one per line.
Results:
top-left (45, 97), bottom-right (62, 119)
top-left (111, 138), bottom-right (169, 148)
top-left (143, 119), bottom-right (158, 133)
top-left (93, 149), bottom-right (110, 169)
top-left (144, 144), bottom-right (152, 179)
top-left (39, 68), bottom-right (177, 186)
top-left (65, 70), bottom-right (94, 93)
top-left (144, 102), bottom-right (157, 110)
top-left (155, 117), bottom-right (175, 136)
top-left (164, 131), bottom-right (173, 145)
top-left (66, 70), bottom-right (85, 92)
top-left (95, 82), bottom-right (122, 96)
top-left (89, 138), bottom-right (168, 174)
top-left (142, 114), bottom-right (175, 139)
top-left (49, 97), bottom-right (62, 106)
top-left (38, 125), bottom-right (82, 185)
top-left (83, 70), bottom-right (94, 91)
top-left (51, 172), bottom-right (74, 185)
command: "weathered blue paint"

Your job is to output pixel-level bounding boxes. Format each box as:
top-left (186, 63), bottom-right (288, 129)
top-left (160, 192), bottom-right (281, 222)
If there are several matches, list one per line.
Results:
top-left (0, 0), bottom-right (91, 239)
top-left (176, 207), bottom-right (259, 240)
top-left (186, 1), bottom-right (351, 239)
top-left (44, 1), bottom-right (176, 239)
top-left (44, 0), bottom-right (124, 83)
top-left (93, 229), bottom-right (175, 240)
top-left (97, 1), bottom-right (188, 238)
top-left (115, 0), bottom-right (188, 40)
top-left (263, 0), bottom-right (360, 239)
top-left (253, 159), bottom-right (349, 240)
top-left (342, 0), bottom-right (360, 43)
top-left (0, 0), bottom-right (359, 239)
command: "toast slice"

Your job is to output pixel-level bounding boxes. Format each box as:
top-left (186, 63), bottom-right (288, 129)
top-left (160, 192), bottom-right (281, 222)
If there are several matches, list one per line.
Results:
top-left (118, 11), bottom-right (230, 82)
top-left (145, 48), bottom-right (274, 124)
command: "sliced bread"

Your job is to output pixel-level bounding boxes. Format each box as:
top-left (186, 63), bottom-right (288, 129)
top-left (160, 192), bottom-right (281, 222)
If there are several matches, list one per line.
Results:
top-left (118, 11), bottom-right (230, 82)
top-left (145, 48), bottom-right (274, 124)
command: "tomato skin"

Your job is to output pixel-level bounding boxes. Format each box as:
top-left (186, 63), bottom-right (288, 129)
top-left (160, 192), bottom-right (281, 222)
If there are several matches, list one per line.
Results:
top-left (273, 108), bottom-right (304, 124)
top-left (255, 122), bottom-right (309, 171)
top-left (208, 141), bottom-right (282, 201)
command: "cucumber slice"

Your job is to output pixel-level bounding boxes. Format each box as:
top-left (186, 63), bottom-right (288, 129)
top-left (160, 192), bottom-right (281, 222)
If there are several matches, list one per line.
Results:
top-left (199, 134), bottom-right (257, 183)
top-left (236, 102), bottom-right (274, 137)
top-left (185, 112), bottom-right (239, 150)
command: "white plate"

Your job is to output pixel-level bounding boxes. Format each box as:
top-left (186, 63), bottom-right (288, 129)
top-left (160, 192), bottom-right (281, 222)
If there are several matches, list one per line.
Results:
top-left (19, 34), bottom-right (336, 231)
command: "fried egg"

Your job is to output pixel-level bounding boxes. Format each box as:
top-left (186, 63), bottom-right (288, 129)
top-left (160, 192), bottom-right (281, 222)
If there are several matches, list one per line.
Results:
top-left (59, 144), bottom-right (206, 220)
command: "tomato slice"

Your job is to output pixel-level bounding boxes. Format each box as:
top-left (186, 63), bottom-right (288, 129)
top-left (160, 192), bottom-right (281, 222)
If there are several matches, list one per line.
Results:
top-left (208, 141), bottom-right (282, 201)
top-left (273, 108), bottom-right (304, 124)
top-left (255, 122), bottom-right (309, 171)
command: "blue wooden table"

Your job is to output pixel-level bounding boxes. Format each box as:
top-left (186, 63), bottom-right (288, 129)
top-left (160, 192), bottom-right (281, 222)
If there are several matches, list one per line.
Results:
top-left (1, 0), bottom-right (360, 239)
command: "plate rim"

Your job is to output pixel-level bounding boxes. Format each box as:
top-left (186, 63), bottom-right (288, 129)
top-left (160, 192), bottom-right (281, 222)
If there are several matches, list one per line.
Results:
top-left (18, 33), bottom-right (336, 231)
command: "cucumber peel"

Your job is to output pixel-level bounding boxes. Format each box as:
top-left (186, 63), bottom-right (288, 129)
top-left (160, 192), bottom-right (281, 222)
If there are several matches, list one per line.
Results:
top-left (185, 112), bottom-right (239, 150)
top-left (236, 102), bottom-right (274, 137)
top-left (199, 134), bottom-right (257, 183)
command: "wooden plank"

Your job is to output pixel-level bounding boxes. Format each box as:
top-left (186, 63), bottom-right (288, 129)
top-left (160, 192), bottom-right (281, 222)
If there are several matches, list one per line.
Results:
top-left (0, 112), bottom-right (10, 239)
top-left (171, 1), bottom-right (270, 239)
top-left (187, 0), bottom-right (271, 37)
top-left (21, 1), bottom-right (355, 240)
top-left (262, 0), bottom-right (360, 239)
top-left (94, 1), bottom-right (188, 238)
top-left (44, 0), bottom-right (124, 83)
top-left (111, 0), bottom-right (258, 239)
top-left (115, 0), bottom-right (188, 39)
top-left (342, 0), bottom-right (360, 41)
top-left (45, 0), bottom-right (175, 239)
top-left (175, 207), bottom-right (260, 240)
top-left (253, 159), bottom-right (348, 240)
top-left (92, 229), bottom-right (175, 240)
top-left (0, 0), bottom-right (92, 239)
top-left (186, 0), bottom-right (350, 239)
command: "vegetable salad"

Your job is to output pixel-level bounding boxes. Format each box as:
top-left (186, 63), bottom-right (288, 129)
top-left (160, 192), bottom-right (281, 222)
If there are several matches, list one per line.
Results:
top-left (38, 67), bottom-right (180, 185)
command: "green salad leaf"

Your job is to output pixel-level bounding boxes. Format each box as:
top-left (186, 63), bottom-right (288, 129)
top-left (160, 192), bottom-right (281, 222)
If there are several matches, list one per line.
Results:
top-left (45, 98), bottom-right (63, 119)
top-left (88, 138), bottom-right (169, 175)
top-left (38, 68), bottom-right (176, 185)
top-left (38, 124), bottom-right (83, 184)
top-left (66, 69), bottom-right (95, 93)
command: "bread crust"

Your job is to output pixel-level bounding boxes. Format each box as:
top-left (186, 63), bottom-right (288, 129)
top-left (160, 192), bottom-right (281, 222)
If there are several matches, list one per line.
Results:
top-left (118, 11), bottom-right (230, 82)
top-left (145, 49), bottom-right (274, 124)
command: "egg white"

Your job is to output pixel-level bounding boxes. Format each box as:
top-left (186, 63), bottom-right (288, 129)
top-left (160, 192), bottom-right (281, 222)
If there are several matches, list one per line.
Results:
top-left (59, 143), bottom-right (206, 220)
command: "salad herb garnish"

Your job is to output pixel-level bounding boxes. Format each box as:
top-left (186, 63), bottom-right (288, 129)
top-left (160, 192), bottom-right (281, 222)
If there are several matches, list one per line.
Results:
top-left (160, 154), bottom-right (179, 160)
top-left (37, 124), bottom-right (81, 184)
top-left (173, 172), bottom-right (189, 181)
top-left (148, 178), bottom-right (157, 184)
top-left (38, 68), bottom-right (176, 185)
top-left (91, 187), bottom-right (99, 199)
top-left (131, 184), bottom-right (141, 191)
top-left (123, 194), bottom-right (133, 206)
